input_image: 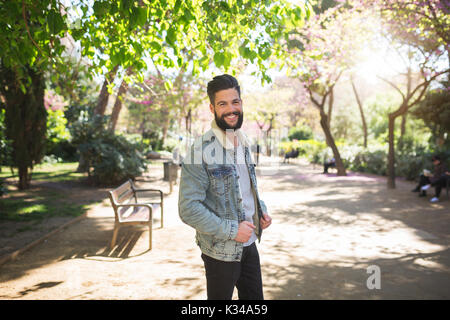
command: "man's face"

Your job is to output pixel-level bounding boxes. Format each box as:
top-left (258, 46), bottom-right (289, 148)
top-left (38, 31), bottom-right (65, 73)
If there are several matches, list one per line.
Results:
top-left (210, 88), bottom-right (243, 131)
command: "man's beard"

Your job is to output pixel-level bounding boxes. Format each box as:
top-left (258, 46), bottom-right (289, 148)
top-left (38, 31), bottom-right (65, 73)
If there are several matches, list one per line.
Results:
top-left (214, 110), bottom-right (244, 131)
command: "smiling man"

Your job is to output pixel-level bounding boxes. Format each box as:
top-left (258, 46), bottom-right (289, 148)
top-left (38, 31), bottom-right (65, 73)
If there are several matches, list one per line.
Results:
top-left (178, 74), bottom-right (272, 300)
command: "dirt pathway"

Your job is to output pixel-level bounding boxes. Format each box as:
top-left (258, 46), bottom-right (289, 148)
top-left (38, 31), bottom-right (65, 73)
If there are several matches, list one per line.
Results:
top-left (0, 159), bottom-right (449, 299)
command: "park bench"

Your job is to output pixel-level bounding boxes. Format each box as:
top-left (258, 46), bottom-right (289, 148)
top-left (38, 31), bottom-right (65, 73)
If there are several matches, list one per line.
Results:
top-left (108, 179), bottom-right (164, 250)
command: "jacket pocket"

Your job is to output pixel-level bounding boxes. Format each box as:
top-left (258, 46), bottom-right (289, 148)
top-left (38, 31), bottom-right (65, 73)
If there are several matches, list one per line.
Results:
top-left (207, 165), bottom-right (234, 196)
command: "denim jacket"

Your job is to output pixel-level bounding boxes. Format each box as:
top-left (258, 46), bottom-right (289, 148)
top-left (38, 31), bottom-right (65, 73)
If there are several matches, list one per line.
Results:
top-left (178, 121), bottom-right (267, 262)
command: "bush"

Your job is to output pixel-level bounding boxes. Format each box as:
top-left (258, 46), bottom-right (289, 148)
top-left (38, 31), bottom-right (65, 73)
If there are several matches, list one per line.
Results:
top-left (71, 115), bottom-right (148, 186)
top-left (0, 109), bottom-right (12, 167)
top-left (288, 125), bottom-right (314, 141)
top-left (0, 179), bottom-right (6, 197)
top-left (279, 139), bottom-right (327, 163)
top-left (80, 135), bottom-right (147, 186)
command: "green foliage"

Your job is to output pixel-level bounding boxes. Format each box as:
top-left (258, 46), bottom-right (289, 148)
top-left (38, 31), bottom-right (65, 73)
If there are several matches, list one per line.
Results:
top-left (288, 125), bottom-right (314, 141)
top-left (0, 109), bottom-right (12, 167)
top-left (0, 178), bottom-right (6, 197)
top-left (411, 87), bottom-right (450, 145)
top-left (284, 136), bottom-right (449, 180)
top-left (0, 65), bottom-right (47, 189)
top-left (70, 116), bottom-right (147, 186)
top-left (279, 139), bottom-right (327, 163)
top-left (46, 107), bottom-right (71, 157)
top-left (339, 143), bottom-right (387, 175)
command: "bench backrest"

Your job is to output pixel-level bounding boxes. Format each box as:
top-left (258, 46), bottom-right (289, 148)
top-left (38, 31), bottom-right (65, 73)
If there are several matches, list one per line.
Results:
top-left (109, 179), bottom-right (136, 208)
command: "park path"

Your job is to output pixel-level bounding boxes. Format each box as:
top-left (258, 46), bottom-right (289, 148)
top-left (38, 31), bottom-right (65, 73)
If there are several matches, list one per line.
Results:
top-left (0, 158), bottom-right (449, 299)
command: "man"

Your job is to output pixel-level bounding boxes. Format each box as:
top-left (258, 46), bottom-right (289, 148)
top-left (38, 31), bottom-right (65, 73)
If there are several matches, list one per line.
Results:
top-left (412, 155), bottom-right (448, 203)
top-left (178, 74), bottom-right (272, 300)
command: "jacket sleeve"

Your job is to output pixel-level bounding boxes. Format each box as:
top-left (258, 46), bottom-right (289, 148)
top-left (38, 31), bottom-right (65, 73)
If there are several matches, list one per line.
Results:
top-left (178, 149), bottom-right (239, 241)
top-left (259, 199), bottom-right (268, 214)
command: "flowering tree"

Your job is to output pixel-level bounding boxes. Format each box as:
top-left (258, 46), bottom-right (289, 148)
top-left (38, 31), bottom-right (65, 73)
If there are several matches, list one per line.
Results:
top-left (284, 4), bottom-right (376, 175)
top-left (360, 0), bottom-right (450, 188)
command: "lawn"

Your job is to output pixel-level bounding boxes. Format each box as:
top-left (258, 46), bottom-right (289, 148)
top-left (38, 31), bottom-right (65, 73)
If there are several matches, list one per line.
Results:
top-left (0, 162), bottom-right (90, 223)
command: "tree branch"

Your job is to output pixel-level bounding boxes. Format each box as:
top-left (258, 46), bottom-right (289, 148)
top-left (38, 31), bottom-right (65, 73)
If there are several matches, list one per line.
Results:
top-left (377, 75), bottom-right (406, 101)
top-left (22, 1), bottom-right (46, 58)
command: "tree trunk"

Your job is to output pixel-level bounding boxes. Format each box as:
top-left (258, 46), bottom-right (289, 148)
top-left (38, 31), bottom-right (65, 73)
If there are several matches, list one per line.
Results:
top-left (109, 79), bottom-right (129, 132)
top-left (327, 88), bottom-right (334, 128)
top-left (319, 111), bottom-right (346, 176)
top-left (351, 79), bottom-right (368, 148)
top-left (94, 65), bottom-right (119, 116)
top-left (387, 113), bottom-right (396, 189)
top-left (307, 85), bottom-right (346, 176)
top-left (78, 66), bottom-right (119, 173)
top-left (110, 67), bottom-right (134, 132)
top-left (0, 64), bottom-right (46, 190)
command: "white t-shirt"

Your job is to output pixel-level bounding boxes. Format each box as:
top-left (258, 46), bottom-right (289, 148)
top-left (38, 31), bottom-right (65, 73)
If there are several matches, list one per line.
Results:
top-left (235, 143), bottom-right (257, 246)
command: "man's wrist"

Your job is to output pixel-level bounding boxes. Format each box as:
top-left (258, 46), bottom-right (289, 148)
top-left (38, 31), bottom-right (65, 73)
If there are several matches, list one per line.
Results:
top-left (228, 220), bottom-right (239, 240)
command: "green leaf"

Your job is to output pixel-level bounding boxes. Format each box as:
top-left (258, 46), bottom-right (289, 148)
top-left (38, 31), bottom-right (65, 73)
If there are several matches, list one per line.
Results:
top-left (214, 52), bottom-right (225, 67)
top-left (47, 10), bottom-right (66, 35)
top-left (166, 28), bottom-right (177, 45)
top-left (164, 80), bottom-right (173, 91)
top-left (136, 7), bottom-right (148, 27)
top-left (93, 1), bottom-right (110, 18)
top-left (258, 47), bottom-right (272, 60)
top-left (149, 41), bottom-right (162, 52)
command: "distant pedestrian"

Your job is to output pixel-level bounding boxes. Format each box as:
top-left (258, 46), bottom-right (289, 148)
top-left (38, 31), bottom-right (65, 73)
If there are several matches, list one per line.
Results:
top-left (323, 157), bottom-right (336, 174)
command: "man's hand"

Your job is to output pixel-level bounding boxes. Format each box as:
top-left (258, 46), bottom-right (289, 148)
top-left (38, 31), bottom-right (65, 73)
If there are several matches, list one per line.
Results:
top-left (234, 221), bottom-right (256, 243)
top-left (260, 213), bottom-right (272, 230)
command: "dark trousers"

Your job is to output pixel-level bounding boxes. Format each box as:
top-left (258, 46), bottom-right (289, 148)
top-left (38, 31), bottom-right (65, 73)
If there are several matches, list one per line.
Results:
top-left (417, 174), bottom-right (447, 197)
top-left (432, 177), bottom-right (447, 197)
top-left (201, 242), bottom-right (264, 300)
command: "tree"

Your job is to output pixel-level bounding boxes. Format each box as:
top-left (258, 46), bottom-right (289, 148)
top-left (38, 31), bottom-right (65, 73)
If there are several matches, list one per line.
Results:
top-left (0, 65), bottom-right (46, 189)
top-left (412, 86), bottom-right (450, 147)
top-left (284, 4), bottom-right (375, 175)
top-left (1, 0), bottom-right (308, 188)
top-left (363, 0), bottom-right (450, 188)
top-left (350, 75), bottom-right (368, 148)
top-left (0, 1), bottom-right (71, 189)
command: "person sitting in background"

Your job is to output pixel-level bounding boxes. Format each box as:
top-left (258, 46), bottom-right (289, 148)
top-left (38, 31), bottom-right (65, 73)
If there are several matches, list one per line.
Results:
top-left (283, 148), bottom-right (299, 163)
top-left (323, 157), bottom-right (336, 174)
top-left (412, 155), bottom-right (448, 203)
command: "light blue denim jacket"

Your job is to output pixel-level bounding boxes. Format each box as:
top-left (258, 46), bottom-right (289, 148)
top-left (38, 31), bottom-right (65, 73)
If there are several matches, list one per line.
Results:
top-left (178, 121), bottom-right (267, 262)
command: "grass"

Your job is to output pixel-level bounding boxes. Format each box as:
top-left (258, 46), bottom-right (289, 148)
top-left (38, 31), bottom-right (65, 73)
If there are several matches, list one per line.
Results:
top-left (0, 162), bottom-right (84, 182)
top-left (0, 162), bottom-right (89, 223)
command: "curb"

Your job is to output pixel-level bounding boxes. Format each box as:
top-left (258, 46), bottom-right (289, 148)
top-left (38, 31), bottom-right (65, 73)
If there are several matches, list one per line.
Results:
top-left (0, 212), bottom-right (89, 267)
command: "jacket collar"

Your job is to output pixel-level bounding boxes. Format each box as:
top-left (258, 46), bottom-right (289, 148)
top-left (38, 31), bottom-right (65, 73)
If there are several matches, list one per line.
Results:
top-left (210, 120), bottom-right (252, 150)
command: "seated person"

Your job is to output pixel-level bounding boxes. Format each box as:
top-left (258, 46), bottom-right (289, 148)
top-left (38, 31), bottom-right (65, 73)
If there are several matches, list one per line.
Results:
top-left (283, 148), bottom-right (299, 163)
top-left (323, 157), bottom-right (336, 173)
top-left (412, 155), bottom-right (448, 203)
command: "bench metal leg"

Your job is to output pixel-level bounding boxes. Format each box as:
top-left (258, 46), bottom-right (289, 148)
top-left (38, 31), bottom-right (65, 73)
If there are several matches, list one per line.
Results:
top-left (161, 205), bottom-right (164, 229)
top-left (148, 219), bottom-right (152, 250)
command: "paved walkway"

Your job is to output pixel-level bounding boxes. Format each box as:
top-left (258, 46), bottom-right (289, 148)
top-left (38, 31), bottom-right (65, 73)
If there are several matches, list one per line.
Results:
top-left (0, 159), bottom-right (449, 299)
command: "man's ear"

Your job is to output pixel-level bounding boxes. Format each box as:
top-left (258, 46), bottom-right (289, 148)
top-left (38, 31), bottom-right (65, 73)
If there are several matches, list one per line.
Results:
top-left (209, 103), bottom-right (214, 114)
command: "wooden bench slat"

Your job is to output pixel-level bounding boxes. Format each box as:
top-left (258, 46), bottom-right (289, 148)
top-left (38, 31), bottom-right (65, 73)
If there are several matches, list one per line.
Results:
top-left (119, 206), bottom-right (150, 222)
top-left (117, 189), bottom-right (134, 204)
top-left (110, 180), bottom-right (132, 203)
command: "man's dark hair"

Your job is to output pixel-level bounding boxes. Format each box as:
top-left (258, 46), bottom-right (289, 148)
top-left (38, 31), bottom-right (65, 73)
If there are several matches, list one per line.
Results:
top-left (432, 155), bottom-right (441, 162)
top-left (207, 74), bottom-right (241, 105)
